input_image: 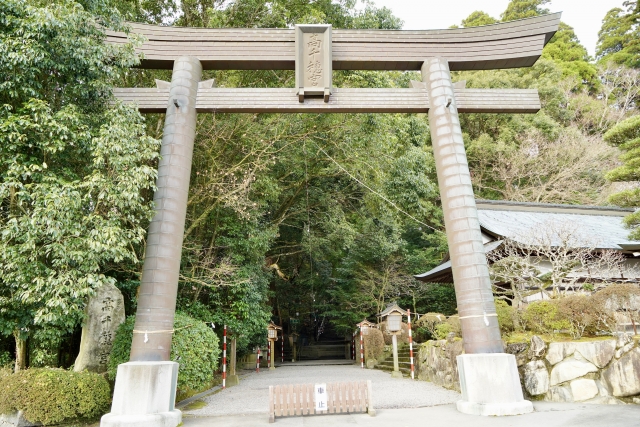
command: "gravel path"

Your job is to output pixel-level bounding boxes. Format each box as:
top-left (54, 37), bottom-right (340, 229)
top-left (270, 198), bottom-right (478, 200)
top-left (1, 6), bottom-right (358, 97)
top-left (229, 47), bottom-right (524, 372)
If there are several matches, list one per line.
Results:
top-left (184, 363), bottom-right (461, 417)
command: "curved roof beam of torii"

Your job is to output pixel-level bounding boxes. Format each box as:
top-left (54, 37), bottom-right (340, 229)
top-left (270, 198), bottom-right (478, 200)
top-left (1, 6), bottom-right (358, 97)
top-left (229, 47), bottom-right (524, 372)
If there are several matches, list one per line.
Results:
top-left (106, 13), bottom-right (561, 71)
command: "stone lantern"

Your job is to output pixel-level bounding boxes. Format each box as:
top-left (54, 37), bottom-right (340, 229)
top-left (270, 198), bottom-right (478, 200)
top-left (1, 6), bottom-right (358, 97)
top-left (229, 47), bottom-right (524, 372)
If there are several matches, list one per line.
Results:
top-left (379, 303), bottom-right (407, 378)
top-left (267, 322), bottom-right (282, 370)
top-left (358, 319), bottom-right (375, 335)
top-left (356, 319), bottom-right (375, 368)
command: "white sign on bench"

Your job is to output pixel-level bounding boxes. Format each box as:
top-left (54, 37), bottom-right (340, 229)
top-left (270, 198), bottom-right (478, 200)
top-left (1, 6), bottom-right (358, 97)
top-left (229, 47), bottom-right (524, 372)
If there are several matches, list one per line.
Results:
top-left (315, 383), bottom-right (328, 412)
top-left (268, 380), bottom-right (375, 423)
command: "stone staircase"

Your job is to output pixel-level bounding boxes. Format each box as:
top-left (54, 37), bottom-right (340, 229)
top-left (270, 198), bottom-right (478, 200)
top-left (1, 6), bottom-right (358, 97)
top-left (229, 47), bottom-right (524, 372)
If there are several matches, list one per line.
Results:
top-left (375, 346), bottom-right (412, 376)
top-left (295, 321), bottom-right (349, 360)
top-left (298, 339), bottom-right (347, 360)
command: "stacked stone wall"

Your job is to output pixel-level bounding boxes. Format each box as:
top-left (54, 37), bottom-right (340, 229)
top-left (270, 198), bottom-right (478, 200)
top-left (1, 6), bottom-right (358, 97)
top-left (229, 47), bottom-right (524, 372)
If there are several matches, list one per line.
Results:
top-left (416, 334), bottom-right (640, 404)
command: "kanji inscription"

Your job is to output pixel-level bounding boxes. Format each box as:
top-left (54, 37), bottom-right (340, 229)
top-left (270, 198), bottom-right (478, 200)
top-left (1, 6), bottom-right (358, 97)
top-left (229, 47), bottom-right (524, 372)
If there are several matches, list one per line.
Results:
top-left (295, 24), bottom-right (332, 99)
top-left (305, 33), bottom-right (323, 87)
top-left (73, 283), bottom-right (125, 373)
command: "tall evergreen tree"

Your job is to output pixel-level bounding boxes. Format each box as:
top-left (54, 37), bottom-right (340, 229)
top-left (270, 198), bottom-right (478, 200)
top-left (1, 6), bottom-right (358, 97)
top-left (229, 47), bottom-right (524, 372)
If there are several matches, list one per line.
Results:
top-left (597, 1), bottom-right (640, 67)
top-left (0, 0), bottom-right (158, 370)
top-left (604, 115), bottom-right (640, 238)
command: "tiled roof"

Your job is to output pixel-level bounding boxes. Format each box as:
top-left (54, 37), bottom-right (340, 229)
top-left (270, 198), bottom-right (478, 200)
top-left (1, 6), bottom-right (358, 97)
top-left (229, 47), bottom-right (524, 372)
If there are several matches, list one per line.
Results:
top-left (415, 200), bottom-right (640, 283)
top-left (477, 204), bottom-right (638, 250)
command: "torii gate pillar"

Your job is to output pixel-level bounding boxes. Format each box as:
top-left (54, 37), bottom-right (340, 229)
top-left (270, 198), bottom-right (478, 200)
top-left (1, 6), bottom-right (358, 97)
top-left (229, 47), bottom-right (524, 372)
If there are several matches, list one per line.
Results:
top-left (101, 56), bottom-right (202, 427)
top-left (423, 58), bottom-right (532, 416)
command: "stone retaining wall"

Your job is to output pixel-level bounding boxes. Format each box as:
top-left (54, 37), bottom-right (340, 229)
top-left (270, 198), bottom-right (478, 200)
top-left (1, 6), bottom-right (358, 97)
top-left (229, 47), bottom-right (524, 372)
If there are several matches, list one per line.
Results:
top-left (416, 333), bottom-right (640, 404)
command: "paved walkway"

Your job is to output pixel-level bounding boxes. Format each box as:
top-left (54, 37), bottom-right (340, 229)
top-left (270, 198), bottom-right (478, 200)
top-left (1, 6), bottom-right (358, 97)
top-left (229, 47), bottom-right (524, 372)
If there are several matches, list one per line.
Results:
top-left (183, 402), bottom-right (640, 427)
top-left (182, 363), bottom-right (460, 417)
top-left (181, 363), bottom-right (640, 427)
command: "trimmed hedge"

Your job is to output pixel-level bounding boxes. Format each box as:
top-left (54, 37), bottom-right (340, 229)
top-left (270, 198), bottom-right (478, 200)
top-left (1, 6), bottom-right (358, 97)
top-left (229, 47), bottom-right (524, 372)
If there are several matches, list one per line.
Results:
top-left (0, 368), bottom-right (111, 425)
top-left (522, 300), bottom-right (571, 335)
top-left (495, 299), bottom-right (516, 333)
top-left (355, 328), bottom-right (385, 364)
top-left (415, 313), bottom-right (446, 340)
top-left (108, 312), bottom-right (220, 399)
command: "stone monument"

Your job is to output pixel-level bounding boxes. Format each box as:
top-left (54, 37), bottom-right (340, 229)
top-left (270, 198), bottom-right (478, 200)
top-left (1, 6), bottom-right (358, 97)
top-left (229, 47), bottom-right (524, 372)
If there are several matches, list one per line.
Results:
top-left (74, 282), bottom-right (125, 373)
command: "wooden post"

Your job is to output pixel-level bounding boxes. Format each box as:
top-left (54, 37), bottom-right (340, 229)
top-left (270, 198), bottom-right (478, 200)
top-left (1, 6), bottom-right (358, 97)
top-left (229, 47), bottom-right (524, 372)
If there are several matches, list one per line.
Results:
top-left (391, 333), bottom-right (402, 378)
top-left (269, 339), bottom-right (275, 370)
top-left (230, 337), bottom-right (237, 376)
top-left (226, 336), bottom-right (239, 386)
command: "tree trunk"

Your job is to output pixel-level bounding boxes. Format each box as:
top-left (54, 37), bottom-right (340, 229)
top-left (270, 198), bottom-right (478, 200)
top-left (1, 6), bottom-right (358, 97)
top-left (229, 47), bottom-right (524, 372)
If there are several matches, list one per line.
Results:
top-left (512, 291), bottom-right (523, 332)
top-left (14, 331), bottom-right (27, 373)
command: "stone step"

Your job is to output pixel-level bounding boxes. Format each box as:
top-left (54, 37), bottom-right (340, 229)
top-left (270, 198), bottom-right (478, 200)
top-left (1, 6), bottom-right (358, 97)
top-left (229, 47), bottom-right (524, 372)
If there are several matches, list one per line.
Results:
top-left (313, 340), bottom-right (349, 345)
top-left (376, 366), bottom-right (411, 375)
top-left (377, 362), bottom-right (412, 369)
top-left (380, 356), bottom-right (411, 363)
top-left (302, 344), bottom-right (344, 351)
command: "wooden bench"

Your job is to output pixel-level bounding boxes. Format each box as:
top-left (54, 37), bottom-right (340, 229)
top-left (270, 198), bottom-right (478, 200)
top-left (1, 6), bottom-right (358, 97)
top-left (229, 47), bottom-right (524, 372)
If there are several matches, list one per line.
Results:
top-left (268, 380), bottom-right (375, 423)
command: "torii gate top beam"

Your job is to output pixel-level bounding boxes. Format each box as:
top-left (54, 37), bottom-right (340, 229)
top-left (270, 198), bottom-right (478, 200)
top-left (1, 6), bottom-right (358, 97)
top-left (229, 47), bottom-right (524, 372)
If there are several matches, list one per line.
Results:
top-left (107, 13), bottom-right (560, 71)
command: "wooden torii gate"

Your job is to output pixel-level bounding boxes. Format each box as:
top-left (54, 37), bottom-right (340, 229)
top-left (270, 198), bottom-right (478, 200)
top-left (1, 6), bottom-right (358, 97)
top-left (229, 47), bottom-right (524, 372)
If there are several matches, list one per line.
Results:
top-left (102, 13), bottom-right (560, 426)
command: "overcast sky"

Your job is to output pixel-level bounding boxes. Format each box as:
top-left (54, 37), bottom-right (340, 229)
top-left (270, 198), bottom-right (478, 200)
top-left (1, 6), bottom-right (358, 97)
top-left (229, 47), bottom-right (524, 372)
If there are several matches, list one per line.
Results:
top-left (367, 0), bottom-right (626, 58)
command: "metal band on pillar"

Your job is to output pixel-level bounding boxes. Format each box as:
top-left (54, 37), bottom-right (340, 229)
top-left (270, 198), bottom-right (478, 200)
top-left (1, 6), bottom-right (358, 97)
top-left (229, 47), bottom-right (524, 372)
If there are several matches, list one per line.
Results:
top-left (421, 58), bottom-right (502, 355)
top-left (130, 56), bottom-right (203, 362)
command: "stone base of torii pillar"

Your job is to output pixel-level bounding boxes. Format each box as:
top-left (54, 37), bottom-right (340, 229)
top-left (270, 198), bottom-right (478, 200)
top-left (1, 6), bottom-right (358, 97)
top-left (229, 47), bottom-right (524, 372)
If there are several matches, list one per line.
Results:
top-left (101, 362), bottom-right (181, 427)
top-left (456, 354), bottom-right (533, 416)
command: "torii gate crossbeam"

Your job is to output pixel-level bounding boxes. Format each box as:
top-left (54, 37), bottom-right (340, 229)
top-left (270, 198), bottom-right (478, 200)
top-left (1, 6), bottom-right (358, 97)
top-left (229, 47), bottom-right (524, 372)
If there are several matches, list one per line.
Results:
top-left (106, 13), bottom-right (559, 71)
top-left (102, 14), bottom-right (560, 427)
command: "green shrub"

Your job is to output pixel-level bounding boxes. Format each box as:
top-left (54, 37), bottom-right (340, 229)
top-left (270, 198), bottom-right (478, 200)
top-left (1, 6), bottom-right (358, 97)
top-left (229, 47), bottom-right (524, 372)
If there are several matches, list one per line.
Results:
top-left (0, 351), bottom-right (11, 368)
top-left (0, 365), bottom-right (12, 380)
top-left (593, 283), bottom-right (640, 333)
top-left (433, 315), bottom-right (462, 340)
top-left (108, 312), bottom-right (220, 399)
top-left (495, 299), bottom-right (515, 333)
top-left (522, 300), bottom-right (571, 335)
top-left (556, 295), bottom-right (600, 339)
top-left (433, 322), bottom-right (453, 340)
top-left (415, 313), bottom-right (446, 340)
top-left (446, 315), bottom-right (461, 336)
top-left (356, 328), bottom-right (385, 363)
top-left (28, 328), bottom-right (62, 368)
top-left (0, 368), bottom-right (111, 425)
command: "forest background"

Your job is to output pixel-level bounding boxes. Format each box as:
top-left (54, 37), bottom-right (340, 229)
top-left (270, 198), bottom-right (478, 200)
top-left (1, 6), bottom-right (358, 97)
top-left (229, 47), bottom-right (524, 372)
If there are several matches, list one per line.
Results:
top-left (2, 0), bottom-right (640, 370)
